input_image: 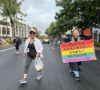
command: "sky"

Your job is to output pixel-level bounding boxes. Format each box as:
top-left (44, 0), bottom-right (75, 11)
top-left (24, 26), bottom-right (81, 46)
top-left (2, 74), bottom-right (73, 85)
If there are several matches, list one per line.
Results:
top-left (20, 0), bottom-right (60, 35)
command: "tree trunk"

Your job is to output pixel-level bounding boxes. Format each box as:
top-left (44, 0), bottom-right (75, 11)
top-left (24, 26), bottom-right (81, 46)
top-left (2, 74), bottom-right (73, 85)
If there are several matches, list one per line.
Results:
top-left (10, 18), bottom-right (15, 38)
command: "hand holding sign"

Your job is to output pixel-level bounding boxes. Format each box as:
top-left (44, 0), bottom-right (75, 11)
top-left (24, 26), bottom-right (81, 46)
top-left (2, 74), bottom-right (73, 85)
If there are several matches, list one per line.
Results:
top-left (60, 39), bottom-right (96, 63)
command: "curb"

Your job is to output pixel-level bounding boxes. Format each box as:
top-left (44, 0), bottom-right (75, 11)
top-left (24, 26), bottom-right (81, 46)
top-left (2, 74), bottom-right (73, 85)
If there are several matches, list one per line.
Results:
top-left (0, 45), bottom-right (14, 50)
top-left (95, 47), bottom-right (100, 50)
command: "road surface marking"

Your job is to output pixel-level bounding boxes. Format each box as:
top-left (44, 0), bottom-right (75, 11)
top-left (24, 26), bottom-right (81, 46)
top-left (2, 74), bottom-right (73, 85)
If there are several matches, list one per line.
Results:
top-left (0, 47), bottom-right (15, 53)
top-left (52, 47), bottom-right (55, 50)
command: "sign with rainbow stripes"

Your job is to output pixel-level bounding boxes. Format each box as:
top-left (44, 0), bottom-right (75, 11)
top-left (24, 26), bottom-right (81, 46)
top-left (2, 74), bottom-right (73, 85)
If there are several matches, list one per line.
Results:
top-left (60, 39), bottom-right (96, 63)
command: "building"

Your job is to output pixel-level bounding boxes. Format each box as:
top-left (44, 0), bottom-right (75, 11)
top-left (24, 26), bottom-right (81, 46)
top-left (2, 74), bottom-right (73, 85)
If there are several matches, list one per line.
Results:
top-left (0, 21), bottom-right (31, 39)
top-left (62, 27), bottom-right (100, 43)
top-left (14, 23), bottom-right (31, 38)
top-left (62, 27), bottom-right (76, 38)
top-left (92, 28), bottom-right (100, 42)
top-left (82, 27), bottom-right (100, 42)
top-left (0, 22), bottom-right (12, 38)
top-left (62, 30), bottom-right (72, 38)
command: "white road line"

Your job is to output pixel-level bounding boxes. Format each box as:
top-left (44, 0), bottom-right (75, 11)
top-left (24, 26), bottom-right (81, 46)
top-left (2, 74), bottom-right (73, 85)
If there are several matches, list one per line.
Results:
top-left (0, 47), bottom-right (15, 53)
top-left (52, 47), bottom-right (55, 50)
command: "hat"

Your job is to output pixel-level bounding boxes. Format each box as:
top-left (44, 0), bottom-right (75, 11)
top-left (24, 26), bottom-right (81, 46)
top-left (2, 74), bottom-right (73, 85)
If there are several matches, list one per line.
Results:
top-left (29, 29), bottom-right (36, 33)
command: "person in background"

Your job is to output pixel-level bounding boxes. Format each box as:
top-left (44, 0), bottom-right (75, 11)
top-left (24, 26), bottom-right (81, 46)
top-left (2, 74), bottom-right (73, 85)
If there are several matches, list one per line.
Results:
top-left (0, 38), bottom-right (2, 46)
top-left (54, 37), bottom-right (58, 46)
top-left (19, 29), bottom-right (43, 84)
top-left (50, 36), bottom-right (53, 45)
top-left (65, 29), bottom-right (82, 81)
top-left (13, 36), bottom-right (22, 53)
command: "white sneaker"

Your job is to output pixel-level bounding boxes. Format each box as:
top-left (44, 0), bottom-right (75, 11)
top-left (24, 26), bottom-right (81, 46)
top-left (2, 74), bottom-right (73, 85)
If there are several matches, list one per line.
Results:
top-left (19, 78), bottom-right (27, 84)
top-left (16, 52), bottom-right (19, 54)
top-left (36, 75), bottom-right (42, 80)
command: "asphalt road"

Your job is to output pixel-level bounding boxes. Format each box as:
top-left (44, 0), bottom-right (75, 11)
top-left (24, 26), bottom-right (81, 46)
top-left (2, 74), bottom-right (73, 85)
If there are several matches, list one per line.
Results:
top-left (0, 44), bottom-right (100, 90)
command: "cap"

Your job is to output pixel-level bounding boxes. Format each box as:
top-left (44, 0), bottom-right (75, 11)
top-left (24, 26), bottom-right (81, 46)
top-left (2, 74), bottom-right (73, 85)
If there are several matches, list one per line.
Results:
top-left (29, 29), bottom-right (36, 33)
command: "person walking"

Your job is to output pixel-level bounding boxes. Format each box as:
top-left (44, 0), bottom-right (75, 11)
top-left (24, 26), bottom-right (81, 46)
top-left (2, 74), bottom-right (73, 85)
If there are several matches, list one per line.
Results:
top-left (13, 36), bottom-right (22, 53)
top-left (19, 29), bottom-right (43, 84)
top-left (65, 29), bottom-right (82, 81)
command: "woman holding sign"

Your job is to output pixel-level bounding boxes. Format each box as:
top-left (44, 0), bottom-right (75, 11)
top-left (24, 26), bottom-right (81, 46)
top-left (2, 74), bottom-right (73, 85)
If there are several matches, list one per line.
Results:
top-left (66, 29), bottom-right (82, 81)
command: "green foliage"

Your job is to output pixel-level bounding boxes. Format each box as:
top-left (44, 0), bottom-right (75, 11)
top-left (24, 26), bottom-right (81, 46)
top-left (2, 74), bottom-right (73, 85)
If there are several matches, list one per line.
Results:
top-left (8, 40), bottom-right (12, 44)
top-left (32, 27), bottom-right (41, 38)
top-left (46, 0), bottom-right (100, 37)
top-left (45, 22), bottom-right (56, 36)
top-left (0, 0), bottom-right (25, 37)
top-left (94, 43), bottom-right (100, 47)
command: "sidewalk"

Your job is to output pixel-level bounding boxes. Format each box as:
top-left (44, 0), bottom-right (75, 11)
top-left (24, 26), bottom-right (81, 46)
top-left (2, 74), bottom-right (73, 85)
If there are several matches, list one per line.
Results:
top-left (95, 47), bottom-right (100, 50)
top-left (0, 45), bottom-right (14, 50)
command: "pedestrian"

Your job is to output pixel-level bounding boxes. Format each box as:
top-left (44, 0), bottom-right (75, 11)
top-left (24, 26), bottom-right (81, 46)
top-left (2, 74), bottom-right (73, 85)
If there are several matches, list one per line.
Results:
top-left (0, 38), bottom-right (2, 46)
top-left (50, 36), bottom-right (53, 44)
top-left (65, 29), bottom-right (82, 81)
top-left (13, 36), bottom-right (22, 53)
top-left (54, 37), bottom-right (58, 46)
top-left (19, 29), bottom-right (43, 84)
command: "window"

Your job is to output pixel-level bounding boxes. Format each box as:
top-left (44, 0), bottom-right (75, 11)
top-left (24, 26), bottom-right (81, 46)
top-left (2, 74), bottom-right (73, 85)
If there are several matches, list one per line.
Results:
top-left (16, 26), bottom-right (18, 29)
top-left (7, 28), bottom-right (10, 35)
top-left (2, 27), bottom-right (6, 34)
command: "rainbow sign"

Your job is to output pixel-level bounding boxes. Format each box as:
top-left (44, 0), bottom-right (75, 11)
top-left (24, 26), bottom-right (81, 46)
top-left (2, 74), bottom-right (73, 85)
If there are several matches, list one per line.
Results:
top-left (60, 39), bottom-right (96, 63)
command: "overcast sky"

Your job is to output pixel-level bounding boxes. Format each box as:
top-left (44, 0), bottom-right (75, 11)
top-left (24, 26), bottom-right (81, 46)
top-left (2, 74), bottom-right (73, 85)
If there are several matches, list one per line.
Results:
top-left (20, 0), bottom-right (60, 35)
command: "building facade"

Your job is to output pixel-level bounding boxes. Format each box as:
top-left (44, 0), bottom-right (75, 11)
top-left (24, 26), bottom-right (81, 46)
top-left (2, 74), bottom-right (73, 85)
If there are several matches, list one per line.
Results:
top-left (0, 21), bottom-right (31, 39)
top-left (0, 22), bottom-right (12, 38)
top-left (14, 23), bottom-right (31, 38)
top-left (92, 28), bottom-right (100, 42)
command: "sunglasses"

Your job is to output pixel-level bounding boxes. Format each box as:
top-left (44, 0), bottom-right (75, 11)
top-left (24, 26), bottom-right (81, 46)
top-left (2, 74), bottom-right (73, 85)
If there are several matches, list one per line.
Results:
top-left (30, 31), bottom-right (36, 34)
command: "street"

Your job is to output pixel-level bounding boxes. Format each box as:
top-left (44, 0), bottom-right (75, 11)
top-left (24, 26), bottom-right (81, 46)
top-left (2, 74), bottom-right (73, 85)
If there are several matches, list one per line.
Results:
top-left (0, 44), bottom-right (100, 90)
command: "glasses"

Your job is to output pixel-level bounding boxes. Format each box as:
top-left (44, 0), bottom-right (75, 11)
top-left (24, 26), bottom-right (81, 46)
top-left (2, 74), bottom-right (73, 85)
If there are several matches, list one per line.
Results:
top-left (30, 31), bottom-right (36, 34)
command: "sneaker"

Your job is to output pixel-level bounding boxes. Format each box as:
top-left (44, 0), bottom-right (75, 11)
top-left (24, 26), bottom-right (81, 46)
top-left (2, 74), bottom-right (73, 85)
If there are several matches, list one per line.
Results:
top-left (16, 52), bottom-right (19, 54)
top-left (74, 77), bottom-right (80, 81)
top-left (36, 75), bottom-right (42, 80)
top-left (19, 78), bottom-right (27, 84)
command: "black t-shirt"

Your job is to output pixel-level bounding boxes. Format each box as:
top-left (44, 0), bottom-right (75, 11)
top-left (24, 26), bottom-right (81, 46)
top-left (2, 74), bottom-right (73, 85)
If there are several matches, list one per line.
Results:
top-left (65, 36), bottom-right (82, 43)
top-left (74, 38), bottom-right (78, 42)
top-left (27, 43), bottom-right (37, 59)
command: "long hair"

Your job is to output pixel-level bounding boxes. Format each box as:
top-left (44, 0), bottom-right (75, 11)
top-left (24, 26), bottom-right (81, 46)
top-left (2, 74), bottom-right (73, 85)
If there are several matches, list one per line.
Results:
top-left (72, 29), bottom-right (80, 41)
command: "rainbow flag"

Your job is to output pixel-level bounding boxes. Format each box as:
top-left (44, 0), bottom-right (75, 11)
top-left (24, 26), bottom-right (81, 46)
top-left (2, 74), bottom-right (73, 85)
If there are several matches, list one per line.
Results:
top-left (60, 39), bottom-right (96, 63)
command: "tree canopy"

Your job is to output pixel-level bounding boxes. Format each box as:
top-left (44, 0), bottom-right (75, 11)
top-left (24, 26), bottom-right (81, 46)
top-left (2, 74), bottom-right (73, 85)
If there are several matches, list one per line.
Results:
top-left (32, 27), bottom-right (41, 38)
top-left (46, 0), bottom-right (100, 37)
top-left (0, 0), bottom-right (25, 37)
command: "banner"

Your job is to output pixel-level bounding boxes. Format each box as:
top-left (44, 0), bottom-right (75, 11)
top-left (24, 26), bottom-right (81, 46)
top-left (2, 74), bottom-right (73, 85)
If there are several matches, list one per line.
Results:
top-left (60, 39), bottom-right (96, 63)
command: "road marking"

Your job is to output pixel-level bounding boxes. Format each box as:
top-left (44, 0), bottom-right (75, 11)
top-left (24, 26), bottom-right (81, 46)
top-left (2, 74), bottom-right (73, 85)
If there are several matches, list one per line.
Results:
top-left (0, 47), bottom-right (15, 53)
top-left (52, 47), bottom-right (55, 50)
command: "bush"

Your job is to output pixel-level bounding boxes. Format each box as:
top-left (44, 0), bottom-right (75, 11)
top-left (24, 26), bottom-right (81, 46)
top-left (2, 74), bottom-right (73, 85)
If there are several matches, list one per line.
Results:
top-left (94, 43), bottom-right (100, 47)
top-left (8, 40), bottom-right (12, 45)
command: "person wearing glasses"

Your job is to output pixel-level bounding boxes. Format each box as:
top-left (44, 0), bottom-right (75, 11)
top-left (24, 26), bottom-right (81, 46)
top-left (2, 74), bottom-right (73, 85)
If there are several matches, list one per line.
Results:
top-left (19, 29), bottom-right (43, 84)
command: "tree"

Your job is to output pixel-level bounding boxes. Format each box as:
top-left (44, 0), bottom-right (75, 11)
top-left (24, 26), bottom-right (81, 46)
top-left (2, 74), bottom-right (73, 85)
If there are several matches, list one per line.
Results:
top-left (0, 0), bottom-right (25, 37)
top-left (55, 0), bottom-right (100, 35)
top-left (45, 22), bottom-right (58, 36)
top-left (32, 27), bottom-right (41, 38)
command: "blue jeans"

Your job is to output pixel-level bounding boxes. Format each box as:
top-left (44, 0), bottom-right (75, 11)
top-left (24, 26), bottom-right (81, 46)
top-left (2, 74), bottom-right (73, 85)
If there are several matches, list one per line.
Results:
top-left (70, 69), bottom-right (79, 77)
